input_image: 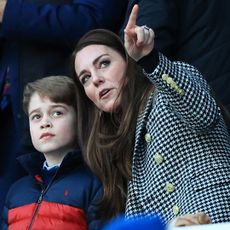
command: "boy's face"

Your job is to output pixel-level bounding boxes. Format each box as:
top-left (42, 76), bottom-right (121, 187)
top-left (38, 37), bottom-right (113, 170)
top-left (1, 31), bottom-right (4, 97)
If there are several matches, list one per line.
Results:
top-left (28, 92), bottom-right (77, 159)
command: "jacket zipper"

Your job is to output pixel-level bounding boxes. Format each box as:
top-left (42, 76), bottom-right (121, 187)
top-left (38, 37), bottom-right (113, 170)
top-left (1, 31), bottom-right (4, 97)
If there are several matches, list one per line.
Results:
top-left (27, 189), bottom-right (44, 230)
top-left (27, 169), bottom-right (59, 230)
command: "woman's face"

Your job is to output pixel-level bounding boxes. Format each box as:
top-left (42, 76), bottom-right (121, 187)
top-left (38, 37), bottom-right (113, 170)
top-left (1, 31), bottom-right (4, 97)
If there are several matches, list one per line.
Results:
top-left (74, 45), bottom-right (127, 112)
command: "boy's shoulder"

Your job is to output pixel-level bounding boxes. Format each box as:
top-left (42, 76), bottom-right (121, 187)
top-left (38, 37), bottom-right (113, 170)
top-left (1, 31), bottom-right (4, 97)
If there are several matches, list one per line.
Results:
top-left (3, 174), bottom-right (36, 209)
top-left (6, 174), bottom-right (35, 195)
top-left (64, 162), bottom-right (102, 190)
top-left (60, 149), bottom-right (101, 186)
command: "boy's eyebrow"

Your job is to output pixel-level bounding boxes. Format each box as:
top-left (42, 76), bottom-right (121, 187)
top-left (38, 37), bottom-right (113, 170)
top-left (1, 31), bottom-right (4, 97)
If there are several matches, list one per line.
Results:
top-left (78, 53), bottom-right (108, 78)
top-left (50, 104), bottom-right (68, 111)
top-left (28, 108), bottom-right (40, 117)
top-left (28, 104), bottom-right (68, 116)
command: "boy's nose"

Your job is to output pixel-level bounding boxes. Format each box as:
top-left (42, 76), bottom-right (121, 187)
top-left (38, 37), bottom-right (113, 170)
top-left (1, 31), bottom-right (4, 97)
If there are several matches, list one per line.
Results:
top-left (41, 120), bottom-right (52, 129)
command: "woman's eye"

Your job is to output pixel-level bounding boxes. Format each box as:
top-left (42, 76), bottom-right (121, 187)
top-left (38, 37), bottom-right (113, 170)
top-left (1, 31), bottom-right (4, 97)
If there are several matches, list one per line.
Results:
top-left (81, 74), bottom-right (91, 85)
top-left (100, 60), bottom-right (110, 68)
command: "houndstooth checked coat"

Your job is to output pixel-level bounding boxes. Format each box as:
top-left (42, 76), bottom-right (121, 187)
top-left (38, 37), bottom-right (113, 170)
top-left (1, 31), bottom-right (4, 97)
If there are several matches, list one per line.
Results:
top-left (125, 53), bottom-right (230, 223)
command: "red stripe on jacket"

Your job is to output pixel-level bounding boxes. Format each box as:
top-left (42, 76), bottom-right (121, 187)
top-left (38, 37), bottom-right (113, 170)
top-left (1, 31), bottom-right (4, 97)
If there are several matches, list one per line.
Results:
top-left (9, 201), bottom-right (87, 230)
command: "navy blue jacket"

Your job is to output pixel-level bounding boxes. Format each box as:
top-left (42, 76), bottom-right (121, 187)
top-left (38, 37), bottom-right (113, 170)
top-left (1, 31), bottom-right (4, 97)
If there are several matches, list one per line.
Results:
top-left (120, 0), bottom-right (230, 111)
top-left (0, 0), bottom-right (127, 212)
top-left (1, 150), bottom-right (103, 230)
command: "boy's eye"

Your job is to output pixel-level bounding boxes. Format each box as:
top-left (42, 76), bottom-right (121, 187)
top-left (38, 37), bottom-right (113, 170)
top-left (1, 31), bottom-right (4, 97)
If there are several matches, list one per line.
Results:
top-left (80, 74), bottom-right (91, 85)
top-left (52, 111), bottom-right (63, 117)
top-left (31, 114), bottom-right (41, 120)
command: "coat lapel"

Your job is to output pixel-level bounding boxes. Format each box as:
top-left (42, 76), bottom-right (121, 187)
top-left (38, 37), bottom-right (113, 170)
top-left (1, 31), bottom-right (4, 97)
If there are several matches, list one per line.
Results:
top-left (133, 91), bottom-right (156, 159)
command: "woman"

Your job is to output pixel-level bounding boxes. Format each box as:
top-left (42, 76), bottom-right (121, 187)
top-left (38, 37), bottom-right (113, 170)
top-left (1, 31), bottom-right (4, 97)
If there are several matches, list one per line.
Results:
top-left (72, 4), bottom-right (230, 225)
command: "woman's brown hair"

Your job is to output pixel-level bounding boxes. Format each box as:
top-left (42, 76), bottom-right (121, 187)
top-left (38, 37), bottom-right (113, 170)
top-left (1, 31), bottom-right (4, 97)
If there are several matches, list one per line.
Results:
top-left (71, 29), bottom-right (153, 220)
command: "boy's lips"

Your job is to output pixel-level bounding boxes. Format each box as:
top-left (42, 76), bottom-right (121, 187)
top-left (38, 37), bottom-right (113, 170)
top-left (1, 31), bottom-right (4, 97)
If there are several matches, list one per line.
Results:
top-left (40, 132), bottom-right (55, 139)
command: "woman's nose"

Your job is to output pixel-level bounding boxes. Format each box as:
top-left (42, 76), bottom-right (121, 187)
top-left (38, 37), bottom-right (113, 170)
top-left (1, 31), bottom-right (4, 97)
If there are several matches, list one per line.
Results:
top-left (92, 73), bottom-right (105, 87)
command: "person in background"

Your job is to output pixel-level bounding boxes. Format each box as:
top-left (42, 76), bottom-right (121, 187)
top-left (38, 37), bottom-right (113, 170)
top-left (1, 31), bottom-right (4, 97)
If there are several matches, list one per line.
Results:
top-left (119, 0), bottom-right (230, 112)
top-left (71, 4), bottom-right (230, 226)
top-left (1, 76), bottom-right (103, 230)
top-left (0, 0), bottom-right (127, 213)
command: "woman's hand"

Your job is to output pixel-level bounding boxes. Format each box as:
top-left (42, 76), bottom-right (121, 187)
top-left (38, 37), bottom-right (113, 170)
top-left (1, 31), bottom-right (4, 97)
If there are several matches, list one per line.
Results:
top-left (170, 212), bottom-right (212, 227)
top-left (124, 4), bottom-right (155, 61)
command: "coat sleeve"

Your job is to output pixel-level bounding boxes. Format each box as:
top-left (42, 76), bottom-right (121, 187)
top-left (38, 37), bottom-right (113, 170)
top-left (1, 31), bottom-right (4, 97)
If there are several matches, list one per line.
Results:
top-left (139, 51), bottom-right (221, 132)
top-left (1, 0), bottom-right (127, 45)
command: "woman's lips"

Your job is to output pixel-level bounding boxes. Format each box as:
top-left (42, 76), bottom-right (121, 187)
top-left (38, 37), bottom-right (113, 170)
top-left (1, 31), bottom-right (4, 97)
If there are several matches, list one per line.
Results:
top-left (99, 88), bottom-right (111, 99)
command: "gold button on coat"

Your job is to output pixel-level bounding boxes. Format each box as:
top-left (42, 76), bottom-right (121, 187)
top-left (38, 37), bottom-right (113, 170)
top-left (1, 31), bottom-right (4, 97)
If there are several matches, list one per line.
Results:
top-left (165, 182), bottom-right (175, 193)
top-left (172, 205), bottom-right (180, 216)
top-left (178, 88), bottom-right (185, 96)
top-left (162, 73), bottom-right (169, 81)
top-left (145, 133), bottom-right (152, 143)
top-left (154, 153), bottom-right (164, 164)
top-left (170, 81), bottom-right (177, 89)
top-left (166, 77), bottom-right (174, 85)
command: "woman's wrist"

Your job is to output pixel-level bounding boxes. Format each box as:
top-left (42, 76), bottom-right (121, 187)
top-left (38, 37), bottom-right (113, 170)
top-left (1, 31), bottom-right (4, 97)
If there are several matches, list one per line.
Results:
top-left (137, 49), bottom-right (159, 73)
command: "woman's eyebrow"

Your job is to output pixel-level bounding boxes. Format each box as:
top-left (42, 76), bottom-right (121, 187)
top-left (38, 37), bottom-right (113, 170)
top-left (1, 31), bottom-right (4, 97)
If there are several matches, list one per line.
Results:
top-left (78, 54), bottom-right (108, 78)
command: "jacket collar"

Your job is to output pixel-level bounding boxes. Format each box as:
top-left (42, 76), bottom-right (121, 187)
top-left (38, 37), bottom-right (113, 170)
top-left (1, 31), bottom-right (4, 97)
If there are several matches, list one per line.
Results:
top-left (17, 149), bottom-right (83, 176)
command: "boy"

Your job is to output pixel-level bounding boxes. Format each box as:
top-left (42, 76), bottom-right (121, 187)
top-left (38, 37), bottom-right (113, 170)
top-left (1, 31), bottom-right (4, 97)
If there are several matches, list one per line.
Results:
top-left (1, 76), bottom-right (103, 230)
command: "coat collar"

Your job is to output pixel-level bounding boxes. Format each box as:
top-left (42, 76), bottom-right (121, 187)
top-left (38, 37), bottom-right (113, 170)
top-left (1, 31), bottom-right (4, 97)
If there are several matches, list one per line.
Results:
top-left (17, 149), bottom-right (83, 176)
